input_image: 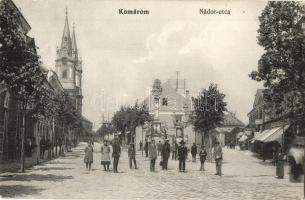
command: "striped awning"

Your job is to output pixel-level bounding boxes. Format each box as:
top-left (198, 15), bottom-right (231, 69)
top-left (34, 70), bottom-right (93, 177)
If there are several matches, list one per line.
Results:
top-left (264, 125), bottom-right (290, 143)
top-left (253, 125), bottom-right (290, 144)
top-left (254, 126), bottom-right (282, 142)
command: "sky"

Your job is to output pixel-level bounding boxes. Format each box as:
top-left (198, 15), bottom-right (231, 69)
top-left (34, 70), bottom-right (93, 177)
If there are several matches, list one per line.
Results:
top-left (14, 0), bottom-right (267, 130)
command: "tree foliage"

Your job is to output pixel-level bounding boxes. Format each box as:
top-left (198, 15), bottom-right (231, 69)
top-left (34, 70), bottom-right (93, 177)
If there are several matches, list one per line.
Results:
top-left (0, 0), bottom-right (54, 118)
top-left (111, 102), bottom-right (152, 139)
top-left (250, 1), bottom-right (305, 116)
top-left (191, 83), bottom-right (227, 134)
top-left (96, 123), bottom-right (113, 139)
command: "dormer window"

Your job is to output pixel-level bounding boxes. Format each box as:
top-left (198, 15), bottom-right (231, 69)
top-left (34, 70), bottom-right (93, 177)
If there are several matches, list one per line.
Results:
top-left (62, 69), bottom-right (68, 78)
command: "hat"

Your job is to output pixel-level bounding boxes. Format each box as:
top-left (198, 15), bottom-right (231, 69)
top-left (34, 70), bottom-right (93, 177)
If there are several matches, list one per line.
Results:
top-left (165, 138), bottom-right (170, 141)
top-left (180, 140), bottom-right (185, 144)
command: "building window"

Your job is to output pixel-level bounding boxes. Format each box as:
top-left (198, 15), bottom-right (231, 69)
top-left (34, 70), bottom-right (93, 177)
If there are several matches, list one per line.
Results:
top-left (162, 98), bottom-right (168, 106)
top-left (62, 69), bottom-right (68, 78)
top-left (69, 68), bottom-right (73, 78)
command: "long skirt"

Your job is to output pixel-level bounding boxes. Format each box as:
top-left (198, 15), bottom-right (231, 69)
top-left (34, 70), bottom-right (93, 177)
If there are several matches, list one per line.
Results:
top-left (276, 161), bottom-right (284, 178)
top-left (101, 161), bottom-right (110, 165)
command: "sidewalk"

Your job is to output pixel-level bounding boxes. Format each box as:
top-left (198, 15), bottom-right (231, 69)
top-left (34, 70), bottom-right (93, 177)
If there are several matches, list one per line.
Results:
top-left (229, 147), bottom-right (295, 182)
top-left (0, 146), bottom-right (74, 174)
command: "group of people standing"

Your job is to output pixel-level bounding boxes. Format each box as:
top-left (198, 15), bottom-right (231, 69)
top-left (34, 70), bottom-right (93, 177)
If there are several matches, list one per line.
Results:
top-left (84, 138), bottom-right (122, 172)
top-left (84, 138), bottom-right (223, 176)
top-left (144, 139), bottom-right (223, 175)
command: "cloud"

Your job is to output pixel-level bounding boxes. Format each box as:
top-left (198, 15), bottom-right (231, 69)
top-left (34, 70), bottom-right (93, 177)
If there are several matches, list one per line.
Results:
top-left (131, 21), bottom-right (194, 64)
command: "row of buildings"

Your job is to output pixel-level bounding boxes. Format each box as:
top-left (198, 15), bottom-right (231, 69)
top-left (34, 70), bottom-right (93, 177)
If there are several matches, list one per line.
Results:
top-left (248, 88), bottom-right (304, 179)
top-left (0, 0), bottom-right (92, 170)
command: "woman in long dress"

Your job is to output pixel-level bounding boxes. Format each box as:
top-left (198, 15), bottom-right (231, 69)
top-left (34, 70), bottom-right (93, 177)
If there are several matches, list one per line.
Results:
top-left (276, 149), bottom-right (284, 179)
top-left (101, 140), bottom-right (111, 171)
top-left (84, 142), bottom-right (94, 170)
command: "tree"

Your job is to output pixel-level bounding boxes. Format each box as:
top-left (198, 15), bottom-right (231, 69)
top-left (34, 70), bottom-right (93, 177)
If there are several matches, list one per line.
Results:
top-left (0, 0), bottom-right (56, 172)
top-left (97, 123), bottom-right (113, 140)
top-left (250, 1), bottom-right (305, 117)
top-left (191, 83), bottom-right (227, 145)
top-left (112, 102), bottom-right (152, 144)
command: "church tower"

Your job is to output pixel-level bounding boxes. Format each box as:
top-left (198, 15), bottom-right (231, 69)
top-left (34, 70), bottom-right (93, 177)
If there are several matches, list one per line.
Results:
top-left (55, 9), bottom-right (83, 114)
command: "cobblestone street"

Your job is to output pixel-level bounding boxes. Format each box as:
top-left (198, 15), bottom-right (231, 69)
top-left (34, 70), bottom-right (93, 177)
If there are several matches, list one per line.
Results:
top-left (0, 143), bottom-right (303, 200)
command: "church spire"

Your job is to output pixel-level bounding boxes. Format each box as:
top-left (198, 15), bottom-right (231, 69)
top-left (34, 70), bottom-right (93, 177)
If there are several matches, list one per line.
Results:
top-left (71, 23), bottom-right (78, 60)
top-left (60, 7), bottom-right (72, 57)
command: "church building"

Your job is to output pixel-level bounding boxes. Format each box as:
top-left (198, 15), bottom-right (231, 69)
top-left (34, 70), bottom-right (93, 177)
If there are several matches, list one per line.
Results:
top-left (55, 10), bottom-right (83, 114)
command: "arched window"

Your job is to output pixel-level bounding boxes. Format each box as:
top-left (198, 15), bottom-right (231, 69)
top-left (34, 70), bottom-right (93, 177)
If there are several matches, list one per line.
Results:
top-left (62, 69), bottom-right (68, 78)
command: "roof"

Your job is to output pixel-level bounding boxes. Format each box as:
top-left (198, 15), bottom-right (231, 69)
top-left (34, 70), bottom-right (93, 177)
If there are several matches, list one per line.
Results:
top-left (248, 89), bottom-right (265, 116)
top-left (222, 112), bottom-right (245, 127)
top-left (82, 116), bottom-right (92, 124)
top-left (253, 89), bottom-right (265, 107)
top-left (143, 79), bottom-right (191, 112)
top-left (4, 0), bottom-right (31, 33)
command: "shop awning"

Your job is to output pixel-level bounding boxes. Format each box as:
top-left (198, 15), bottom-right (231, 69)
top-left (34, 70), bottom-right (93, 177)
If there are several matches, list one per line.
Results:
top-left (254, 126), bottom-right (282, 142)
top-left (239, 134), bottom-right (248, 142)
top-left (253, 125), bottom-right (290, 144)
top-left (264, 125), bottom-right (290, 143)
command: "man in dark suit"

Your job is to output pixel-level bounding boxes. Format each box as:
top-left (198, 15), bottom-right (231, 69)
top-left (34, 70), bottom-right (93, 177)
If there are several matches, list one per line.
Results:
top-left (112, 137), bottom-right (121, 173)
top-left (161, 139), bottom-right (171, 170)
top-left (178, 140), bottom-right (187, 172)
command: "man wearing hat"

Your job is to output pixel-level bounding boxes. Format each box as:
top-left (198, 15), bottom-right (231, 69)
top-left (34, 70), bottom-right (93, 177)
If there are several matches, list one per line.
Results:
top-left (128, 142), bottom-right (138, 169)
top-left (112, 137), bottom-right (121, 173)
top-left (213, 140), bottom-right (223, 176)
top-left (161, 138), bottom-right (171, 170)
top-left (178, 140), bottom-right (187, 172)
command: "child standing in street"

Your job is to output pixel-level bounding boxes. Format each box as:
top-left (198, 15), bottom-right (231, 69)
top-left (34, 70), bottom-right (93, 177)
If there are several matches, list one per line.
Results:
top-left (101, 140), bottom-right (111, 171)
top-left (128, 143), bottom-right (138, 169)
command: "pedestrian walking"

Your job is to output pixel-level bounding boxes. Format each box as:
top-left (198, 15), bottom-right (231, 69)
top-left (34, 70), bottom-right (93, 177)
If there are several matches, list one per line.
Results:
top-left (144, 139), bottom-right (149, 157)
top-left (161, 139), bottom-right (171, 170)
top-left (46, 137), bottom-right (51, 159)
top-left (199, 145), bottom-right (207, 171)
top-left (84, 142), bottom-right (94, 170)
top-left (191, 143), bottom-right (197, 162)
top-left (149, 140), bottom-right (157, 172)
top-left (128, 143), bottom-right (138, 169)
top-left (178, 140), bottom-right (187, 172)
top-left (275, 148), bottom-right (285, 179)
top-left (213, 141), bottom-right (223, 176)
top-left (157, 141), bottom-right (163, 156)
top-left (112, 138), bottom-right (121, 173)
top-left (101, 140), bottom-right (111, 171)
top-left (40, 137), bottom-right (46, 159)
